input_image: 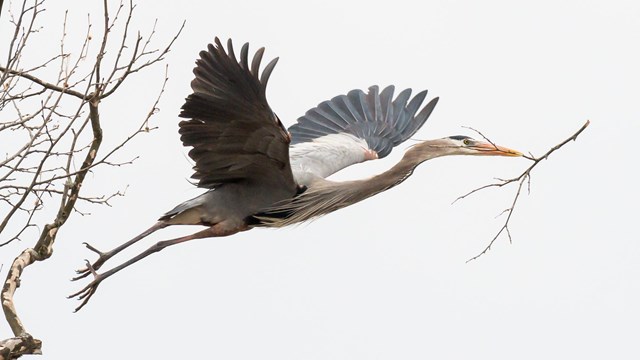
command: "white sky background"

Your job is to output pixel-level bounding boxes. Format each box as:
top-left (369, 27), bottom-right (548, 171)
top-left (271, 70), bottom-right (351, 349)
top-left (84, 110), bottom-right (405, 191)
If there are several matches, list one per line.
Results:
top-left (1, 0), bottom-right (639, 359)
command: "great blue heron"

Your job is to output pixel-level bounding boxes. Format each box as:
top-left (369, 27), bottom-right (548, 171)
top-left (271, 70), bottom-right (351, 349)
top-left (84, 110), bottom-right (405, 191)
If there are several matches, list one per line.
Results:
top-left (70, 38), bottom-right (522, 310)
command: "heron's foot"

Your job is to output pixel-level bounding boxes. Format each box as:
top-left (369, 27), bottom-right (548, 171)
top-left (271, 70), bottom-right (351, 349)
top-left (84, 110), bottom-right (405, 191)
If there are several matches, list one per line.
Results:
top-left (68, 260), bottom-right (104, 312)
top-left (72, 242), bottom-right (112, 281)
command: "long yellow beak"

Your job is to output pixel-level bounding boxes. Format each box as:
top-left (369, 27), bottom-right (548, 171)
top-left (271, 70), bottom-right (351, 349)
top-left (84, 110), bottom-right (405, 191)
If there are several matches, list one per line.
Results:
top-left (471, 141), bottom-right (523, 157)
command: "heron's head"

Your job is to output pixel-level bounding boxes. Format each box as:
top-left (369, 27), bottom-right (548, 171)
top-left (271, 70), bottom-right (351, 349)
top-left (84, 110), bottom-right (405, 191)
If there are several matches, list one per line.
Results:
top-left (441, 135), bottom-right (522, 157)
top-left (406, 135), bottom-right (522, 161)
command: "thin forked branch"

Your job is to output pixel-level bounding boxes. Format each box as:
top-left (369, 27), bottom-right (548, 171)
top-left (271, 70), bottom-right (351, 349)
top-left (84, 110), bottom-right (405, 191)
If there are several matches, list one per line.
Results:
top-left (459, 120), bottom-right (591, 262)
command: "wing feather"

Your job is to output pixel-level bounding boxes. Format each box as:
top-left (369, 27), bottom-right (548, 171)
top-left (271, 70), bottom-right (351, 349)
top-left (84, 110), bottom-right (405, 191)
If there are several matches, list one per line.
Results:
top-left (288, 86), bottom-right (439, 183)
top-left (179, 38), bottom-right (296, 192)
top-left (290, 86), bottom-right (438, 156)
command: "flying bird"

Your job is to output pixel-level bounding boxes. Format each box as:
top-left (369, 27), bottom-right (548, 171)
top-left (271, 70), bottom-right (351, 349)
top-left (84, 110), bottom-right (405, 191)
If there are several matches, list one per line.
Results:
top-left (70, 38), bottom-right (522, 310)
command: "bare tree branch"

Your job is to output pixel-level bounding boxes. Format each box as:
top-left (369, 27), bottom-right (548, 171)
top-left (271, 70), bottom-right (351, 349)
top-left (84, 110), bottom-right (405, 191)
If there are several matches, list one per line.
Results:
top-left (0, 66), bottom-right (86, 99)
top-left (461, 120), bottom-right (591, 262)
top-left (0, 0), bottom-right (181, 357)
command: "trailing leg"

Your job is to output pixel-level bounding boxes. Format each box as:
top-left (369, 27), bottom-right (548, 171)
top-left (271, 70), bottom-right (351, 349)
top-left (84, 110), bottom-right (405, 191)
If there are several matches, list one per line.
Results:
top-left (73, 221), bottom-right (168, 280)
top-left (69, 222), bottom-right (247, 311)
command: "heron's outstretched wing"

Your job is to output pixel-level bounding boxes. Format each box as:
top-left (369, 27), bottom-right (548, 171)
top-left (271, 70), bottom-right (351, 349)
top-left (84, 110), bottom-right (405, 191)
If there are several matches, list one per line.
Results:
top-left (179, 38), bottom-right (295, 190)
top-left (288, 85), bottom-right (439, 183)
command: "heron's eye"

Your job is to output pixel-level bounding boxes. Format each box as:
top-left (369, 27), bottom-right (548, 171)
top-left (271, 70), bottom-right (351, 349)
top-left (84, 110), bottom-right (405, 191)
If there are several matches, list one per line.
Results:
top-left (463, 139), bottom-right (472, 146)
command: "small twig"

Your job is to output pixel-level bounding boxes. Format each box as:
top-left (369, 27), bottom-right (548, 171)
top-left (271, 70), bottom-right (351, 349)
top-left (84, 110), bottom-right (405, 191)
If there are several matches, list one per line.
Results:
top-left (466, 173), bottom-right (528, 263)
top-left (463, 120), bottom-right (591, 262)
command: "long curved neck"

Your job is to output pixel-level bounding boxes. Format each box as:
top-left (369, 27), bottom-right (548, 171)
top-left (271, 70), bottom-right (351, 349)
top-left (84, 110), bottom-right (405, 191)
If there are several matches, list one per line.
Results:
top-left (370, 140), bottom-right (452, 191)
top-left (259, 140), bottom-right (453, 227)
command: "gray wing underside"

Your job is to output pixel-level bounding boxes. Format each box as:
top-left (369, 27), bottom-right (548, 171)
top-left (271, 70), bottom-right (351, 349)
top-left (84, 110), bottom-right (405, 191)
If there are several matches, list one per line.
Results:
top-left (289, 85), bottom-right (439, 159)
